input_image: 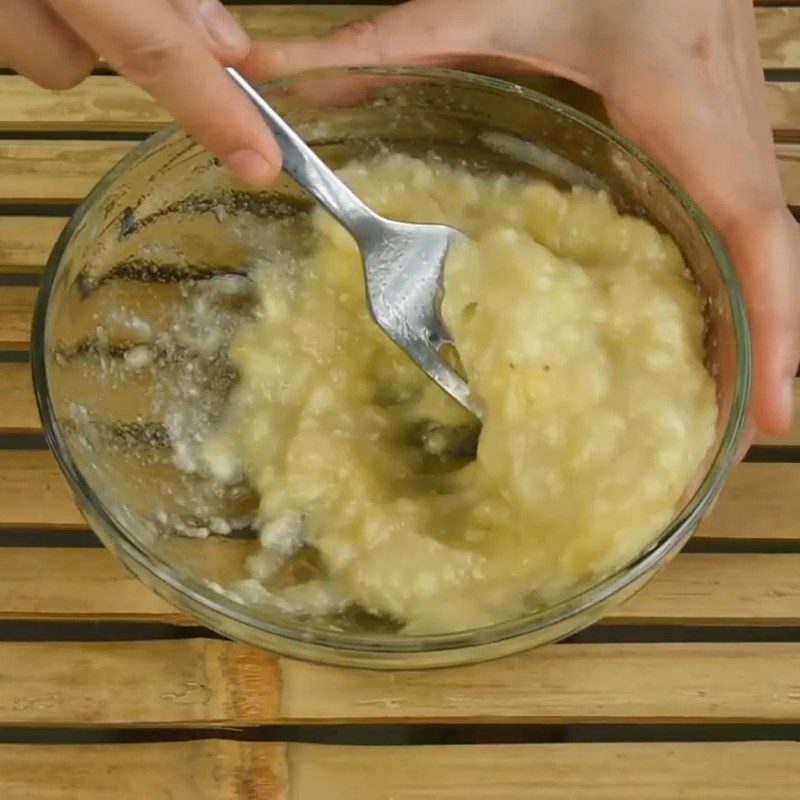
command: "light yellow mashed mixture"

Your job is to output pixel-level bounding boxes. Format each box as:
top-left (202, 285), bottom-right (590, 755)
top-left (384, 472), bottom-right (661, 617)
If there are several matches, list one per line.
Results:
top-left (205, 154), bottom-right (717, 633)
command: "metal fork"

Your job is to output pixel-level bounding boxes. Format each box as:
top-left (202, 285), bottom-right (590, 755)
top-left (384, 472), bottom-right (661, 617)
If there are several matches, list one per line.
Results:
top-left (226, 68), bottom-right (482, 419)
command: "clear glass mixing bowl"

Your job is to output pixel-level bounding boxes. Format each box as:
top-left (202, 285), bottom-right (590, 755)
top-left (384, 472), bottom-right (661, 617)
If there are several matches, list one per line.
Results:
top-left (32, 67), bottom-right (750, 668)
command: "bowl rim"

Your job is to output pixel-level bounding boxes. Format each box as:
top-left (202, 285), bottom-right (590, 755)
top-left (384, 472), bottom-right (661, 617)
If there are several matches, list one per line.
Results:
top-left (31, 65), bottom-right (751, 659)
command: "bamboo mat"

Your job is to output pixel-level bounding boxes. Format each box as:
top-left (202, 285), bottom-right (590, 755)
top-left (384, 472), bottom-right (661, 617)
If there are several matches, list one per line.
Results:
top-left (1, 3), bottom-right (800, 798)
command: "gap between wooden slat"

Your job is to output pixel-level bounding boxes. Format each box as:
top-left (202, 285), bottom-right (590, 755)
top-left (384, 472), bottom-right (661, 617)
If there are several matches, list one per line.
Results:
top-left (0, 75), bottom-right (796, 134)
top-left (1, 740), bottom-right (799, 800)
top-left (0, 638), bottom-right (800, 724)
top-left (0, 450), bottom-right (797, 538)
top-left (0, 548), bottom-right (798, 626)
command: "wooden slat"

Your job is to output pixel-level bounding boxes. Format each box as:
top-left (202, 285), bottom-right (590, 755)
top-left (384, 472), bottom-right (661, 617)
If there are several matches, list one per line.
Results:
top-left (281, 642), bottom-right (800, 724)
top-left (2, 740), bottom-right (799, 800)
top-left (0, 549), bottom-right (182, 623)
top-left (0, 639), bottom-right (278, 725)
top-left (0, 141), bottom-right (132, 204)
top-left (0, 639), bottom-right (799, 724)
top-left (290, 742), bottom-right (800, 800)
top-left (0, 140), bottom-right (798, 208)
top-left (0, 76), bottom-right (158, 132)
top-left (1, 548), bottom-right (800, 625)
top-left (0, 450), bottom-right (85, 529)
top-left (0, 74), bottom-right (797, 134)
top-left (700, 462), bottom-right (800, 540)
top-left (0, 363), bottom-right (36, 433)
top-left (0, 741), bottom-right (286, 800)
top-left (0, 217), bottom-right (66, 273)
top-left (0, 286), bottom-right (35, 350)
top-left (0, 449), bottom-right (798, 539)
top-left (612, 552), bottom-right (800, 624)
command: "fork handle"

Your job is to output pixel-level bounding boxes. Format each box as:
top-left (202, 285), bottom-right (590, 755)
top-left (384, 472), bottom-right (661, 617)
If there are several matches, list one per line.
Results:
top-left (226, 68), bottom-right (377, 237)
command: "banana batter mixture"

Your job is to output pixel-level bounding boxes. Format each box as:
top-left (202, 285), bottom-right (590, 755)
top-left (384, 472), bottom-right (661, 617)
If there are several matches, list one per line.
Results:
top-left (203, 154), bottom-right (717, 634)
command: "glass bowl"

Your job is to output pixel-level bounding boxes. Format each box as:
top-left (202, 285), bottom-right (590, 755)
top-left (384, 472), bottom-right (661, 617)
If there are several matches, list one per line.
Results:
top-left (32, 67), bottom-right (750, 669)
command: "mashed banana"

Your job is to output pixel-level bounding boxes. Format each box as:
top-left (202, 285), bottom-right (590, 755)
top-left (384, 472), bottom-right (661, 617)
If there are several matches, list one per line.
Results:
top-left (204, 154), bottom-right (717, 634)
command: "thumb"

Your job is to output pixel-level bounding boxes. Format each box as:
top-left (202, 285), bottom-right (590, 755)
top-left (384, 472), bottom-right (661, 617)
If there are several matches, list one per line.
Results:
top-left (723, 210), bottom-right (800, 434)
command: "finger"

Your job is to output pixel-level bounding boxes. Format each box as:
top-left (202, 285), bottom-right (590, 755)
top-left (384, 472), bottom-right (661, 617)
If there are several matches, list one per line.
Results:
top-left (602, 66), bottom-right (800, 435)
top-left (50, 0), bottom-right (280, 185)
top-left (237, 1), bottom-right (525, 112)
top-left (0, 0), bottom-right (95, 90)
top-left (240, 0), bottom-right (592, 92)
top-left (724, 209), bottom-right (800, 433)
top-left (167, 0), bottom-right (250, 64)
top-left (240, 0), bottom-right (509, 82)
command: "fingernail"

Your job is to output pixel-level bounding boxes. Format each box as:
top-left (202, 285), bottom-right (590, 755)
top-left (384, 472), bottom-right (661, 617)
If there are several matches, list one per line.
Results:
top-left (198, 0), bottom-right (249, 53)
top-left (224, 149), bottom-right (275, 185)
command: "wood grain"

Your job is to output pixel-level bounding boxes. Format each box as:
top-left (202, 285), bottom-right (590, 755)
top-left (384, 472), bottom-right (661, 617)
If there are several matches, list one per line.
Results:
top-left (0, 549), bottom-right (182, 623)
top-left (0, 639), bottom-right (279, 726)
top-left (0, 451), bottom-right (85, 529)
top-left (0, 286), bottom-right (35, 350)
top-left (0, 217), bottom-right (66, 273)
top-left (611, 553), bottom-right (800, 624)
top-left (700, 463), bottom-right (800, 540)
top-left (0, 363), bottom-right (36, 433)
top-left (0, 141), bottom-right (131, 204)
top-left (1, 548), bottom-right (799, 626)
top-left (0, 740), bottom-right (286, 800)
top-left (2, 740), bottom-right (799, 800)
top-left (1, 449), bottom-right (797, 539)
top-left (289, 741), bottom-right (800, 800)
top-left (0, 0), bottom-right (795, 778)
top-left (0, 639), bottom-right (799, 724)
top-left (280, 642), bottom-right (800, 723)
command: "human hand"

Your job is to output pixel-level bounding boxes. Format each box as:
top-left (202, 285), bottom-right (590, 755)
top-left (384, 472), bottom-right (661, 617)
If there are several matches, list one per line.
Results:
top-left (0, 0), bottom-right (280, 185)
top-left (244, 0), bottom-right (800, 441)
